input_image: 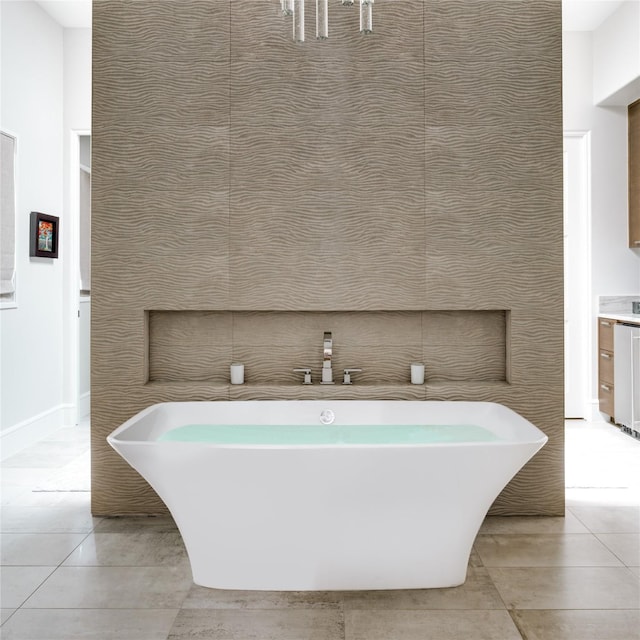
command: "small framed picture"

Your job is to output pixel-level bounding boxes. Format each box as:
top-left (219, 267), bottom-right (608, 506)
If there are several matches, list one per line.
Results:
top-left (30, 211), bottom-right (59, 258)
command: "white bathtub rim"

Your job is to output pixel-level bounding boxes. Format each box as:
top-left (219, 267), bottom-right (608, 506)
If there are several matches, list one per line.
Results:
top-left (107, 400), bottom-right (548, 450)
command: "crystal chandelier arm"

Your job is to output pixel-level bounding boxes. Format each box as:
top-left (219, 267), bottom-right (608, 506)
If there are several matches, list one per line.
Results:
top-left (360, 0), bottom-right (373, 35)
top-left (293, 0), bottom-right (305, 42)
top-left (316, 0), bottom-right (328, 40)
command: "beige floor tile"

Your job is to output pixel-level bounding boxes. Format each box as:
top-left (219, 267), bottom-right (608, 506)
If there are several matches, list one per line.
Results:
top-left (0, 485), bottom-right (28, 506)
top-left (565, 422), bottom-right (640, 490)
top-left (568, 505), bottom-right (640, 533)
top-left (2, 441), bottom-right (88, 469)
top-left (1, 609), bottom-right (17, 624)
top-left (93, 515), bottom-right (178, 533)
top-left (1, 533), bottom-right (87, 566)
top-left (344, 610), bottom-right (521, 640)
top-left (22, 566), bottom-right (193, 609)
top-left (62, 531), bottom-right (189, 567)
top-left (168, 609), bottom-right (344, 639)
top-left (474, 533), bottom-right (622, 567)
top-left (511, 609), bottom-right (640, 640)
top-left (342, 566), bottom-right (505, 610)
top-left (30, 454), bottom-right (90, 492)
top-left (479, 511), bottom-right (589, 534)
top-left (0, 608), bottom-right (179, 640)
top-left (488, 566), bottom-right (640, 609)
top-left (40, 424), bottom-right (90, 443)
top-left (0, 505), bottom-right (99, 533)
top-left (182, 585), bottom-right (343, 609)
top-left (468, 547), bottom-right (484, 567)
top-left (4, 489), bottom-right (92, 509)
top-left (1, 468), bottom-right (56, 488)
top-left (0, 566), bottom-right (56, 608)
top-left (596, 533), bottom-right (640, 567)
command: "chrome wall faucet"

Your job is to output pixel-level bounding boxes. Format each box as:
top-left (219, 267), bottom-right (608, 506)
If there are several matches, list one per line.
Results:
top-left (321, 331), bottom-right (335, 384)
top-left (293, 368), bottom-right (312, 384)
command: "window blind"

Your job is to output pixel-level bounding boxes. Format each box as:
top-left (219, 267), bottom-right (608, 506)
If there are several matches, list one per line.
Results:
top-left (1, 132), bottom-right (16, 296)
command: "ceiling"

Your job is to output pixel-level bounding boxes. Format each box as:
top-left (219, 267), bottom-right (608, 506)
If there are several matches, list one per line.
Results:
top-left (563, 0), bottom-right (625, 30)
top-left (34, 0), bottom-right (630, 31)
top-left (35, 0), bottom-right (91, 28)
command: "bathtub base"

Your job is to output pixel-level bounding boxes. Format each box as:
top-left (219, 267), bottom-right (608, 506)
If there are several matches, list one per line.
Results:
top-left (189, 547), bottom-right (470, 592)
top-left (155, 446), bottom-right (515, 591)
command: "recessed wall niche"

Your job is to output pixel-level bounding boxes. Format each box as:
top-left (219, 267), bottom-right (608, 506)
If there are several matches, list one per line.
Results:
top-left (147, 310), bottom-right (507, 385)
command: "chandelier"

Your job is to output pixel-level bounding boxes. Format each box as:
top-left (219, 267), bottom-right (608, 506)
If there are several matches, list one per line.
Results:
top-left (280, 0), bottom-right (374, 43)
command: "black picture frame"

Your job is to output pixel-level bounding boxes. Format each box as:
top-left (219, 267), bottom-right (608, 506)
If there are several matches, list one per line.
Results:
top-left (30, 211), bottom-right (59, 259)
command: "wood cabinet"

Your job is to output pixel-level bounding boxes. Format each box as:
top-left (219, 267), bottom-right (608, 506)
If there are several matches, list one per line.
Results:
top-left (598, 317), bottom-right (616, 418)
top-left (629, 99), bottom-right (640, 247)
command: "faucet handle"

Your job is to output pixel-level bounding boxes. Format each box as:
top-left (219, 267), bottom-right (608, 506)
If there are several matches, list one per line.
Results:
top-left (293, 368), bottom-right (313, 385)
top-left (342, 368), bottom-right (362, 385)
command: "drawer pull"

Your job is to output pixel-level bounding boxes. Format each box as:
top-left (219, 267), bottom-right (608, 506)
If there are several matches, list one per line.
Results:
top-left (600, 384), bottom-right (611, 392)
top-left (600, 320), bottom-right (612, 327)
top-left (600, 352), bottom-right (611, 359)
top-left (634, 241), bottom-right (640, 245)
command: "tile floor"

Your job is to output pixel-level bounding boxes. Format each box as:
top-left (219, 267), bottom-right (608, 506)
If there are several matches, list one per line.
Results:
top-left (1, 419), bottom-right (639, 639)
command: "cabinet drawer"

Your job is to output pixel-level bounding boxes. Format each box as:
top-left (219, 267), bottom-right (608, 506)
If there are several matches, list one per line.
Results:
top-left (598, 381), bottom-right (614, 417)
top-left (598, 318), bottom-right (616, 352)
top-left (599, 350), bottom-right (614, 384)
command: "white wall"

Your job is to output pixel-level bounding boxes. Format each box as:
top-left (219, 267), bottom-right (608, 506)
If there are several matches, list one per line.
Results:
top-left (0, 2), bottom-right (91, 457)
top-left (594, 1), bottom-right (640, 105)
top-left (563, 30), bottom-right (640, 413)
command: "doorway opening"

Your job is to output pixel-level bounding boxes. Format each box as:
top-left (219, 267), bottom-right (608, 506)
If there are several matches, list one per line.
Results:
top-left (69, 131), bottom-right (91, 423)
top-left (563, 132), bottom-right (591, 419)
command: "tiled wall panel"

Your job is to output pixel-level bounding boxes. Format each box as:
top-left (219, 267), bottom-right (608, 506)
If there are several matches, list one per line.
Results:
top-left (92, 0), bottom-right (564, 516)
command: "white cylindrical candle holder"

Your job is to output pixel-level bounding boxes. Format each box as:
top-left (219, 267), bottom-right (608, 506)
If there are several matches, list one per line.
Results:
top-left (410, 362), bottom-right (425, 385)
top-left (230, 363), bottom-right (245, 385)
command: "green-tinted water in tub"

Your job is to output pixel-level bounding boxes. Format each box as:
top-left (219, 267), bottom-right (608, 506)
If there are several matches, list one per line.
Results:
top-left (157, 424), bottom-right (499, 445)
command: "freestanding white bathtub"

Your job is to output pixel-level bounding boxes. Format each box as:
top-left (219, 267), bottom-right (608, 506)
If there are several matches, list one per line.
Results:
top-left (107, 400), bottom-right (547, 591)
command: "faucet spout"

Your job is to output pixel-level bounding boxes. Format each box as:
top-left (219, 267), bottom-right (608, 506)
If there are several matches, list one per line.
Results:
top-left (323, 332), bottom-right (332, 363)
top-left (321, 331), bottom-right (334, 384)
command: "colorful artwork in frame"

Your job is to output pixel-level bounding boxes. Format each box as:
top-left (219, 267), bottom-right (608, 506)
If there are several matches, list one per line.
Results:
top-left (30, 211), bottom-right (59, 259)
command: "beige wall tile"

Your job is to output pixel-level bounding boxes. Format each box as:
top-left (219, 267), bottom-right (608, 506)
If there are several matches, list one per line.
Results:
top-left (424, 0), bottom-right (560, 61)
top-left (94, 0), bottom-right (230, 62)
top-left (95, 61), bottom-right (230, 126)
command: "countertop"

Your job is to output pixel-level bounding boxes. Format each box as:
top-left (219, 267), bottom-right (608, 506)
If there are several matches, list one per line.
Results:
top-left (598, 313), bottom-right (640, 325)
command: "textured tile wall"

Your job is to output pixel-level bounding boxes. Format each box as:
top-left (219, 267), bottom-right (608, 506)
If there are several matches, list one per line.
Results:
top-left (92, 0), bottom-right (563, 516)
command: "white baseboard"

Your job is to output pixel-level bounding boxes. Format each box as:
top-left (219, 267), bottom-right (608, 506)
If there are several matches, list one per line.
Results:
top-left (0, 404), bottom-right (75, 461)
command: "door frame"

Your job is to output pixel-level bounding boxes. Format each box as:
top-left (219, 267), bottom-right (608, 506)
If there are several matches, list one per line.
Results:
top-left (65, 129), bottom-right (91, 426)
top-left (563, 131), bottom-right (592, 419)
